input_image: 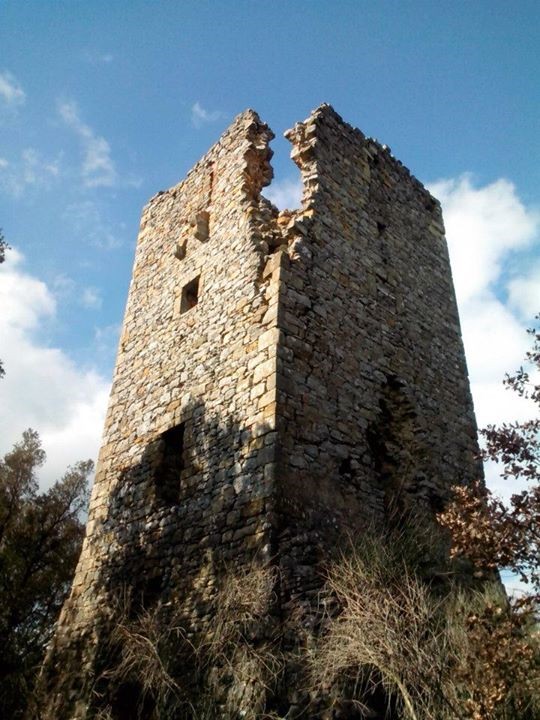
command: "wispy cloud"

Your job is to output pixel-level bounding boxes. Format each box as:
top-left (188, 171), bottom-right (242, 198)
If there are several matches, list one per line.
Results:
top-left (81, 286), bottom-right (103, 310)
top-left (0, 148), bottom-right (62, 197)
top-left (53, 273), bottom-right (103, 311)
top-left (58, 99), bottom-right (117, 187)
top-left (191, 101), bottom-right (227, 128)
top-left (94, 322), bottom-right (121, 361)
top-left (52, 273), bottom-right (76, 297)
top-left (63, 200), bottom-right (124, 250)
top-left (0, 70), bottom-right (26, 108)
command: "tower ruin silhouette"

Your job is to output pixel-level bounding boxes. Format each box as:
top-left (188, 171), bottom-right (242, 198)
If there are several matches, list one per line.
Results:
top-left (40, 105), bottom-right (481, 718)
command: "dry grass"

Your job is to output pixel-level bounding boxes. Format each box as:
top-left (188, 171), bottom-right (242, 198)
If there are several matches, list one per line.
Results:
top-left (199, 560), bottom-right (284, 719)
top-left (108, 606), bottom-right (188, 706)
top-left (308, 526), bottom-right (540, 720)
top-left (97, 596), bottom-right (194, 719)
top-left (96, 559), bottom-right (283, 719)
top-left (308, 531), bottom-right (459, 720)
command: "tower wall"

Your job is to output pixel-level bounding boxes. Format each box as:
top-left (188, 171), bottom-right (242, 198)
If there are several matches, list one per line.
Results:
top-left (41, 110), bottom-right (283, 717)
top-left (40, 106), bottom-right (482, 719)
top-left (267, 107), bottom-right (482, 608)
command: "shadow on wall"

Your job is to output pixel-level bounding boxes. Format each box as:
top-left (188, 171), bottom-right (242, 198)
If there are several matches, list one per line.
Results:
top-left (40, 401), bottom-right (281, 720)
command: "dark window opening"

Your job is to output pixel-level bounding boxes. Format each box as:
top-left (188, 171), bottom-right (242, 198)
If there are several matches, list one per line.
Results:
top-left (173, 240), bottom-right (187, 260)
top-left (367, 375), bottom-right (425, 523)
top-left (180, 276), bottom-right (200, 313)
top-left (339, 456), bottom-right (353, 477)
top-left (155, 423), bottom-right (185, 505)
top-left (193, 210), bottom-right (210, 242)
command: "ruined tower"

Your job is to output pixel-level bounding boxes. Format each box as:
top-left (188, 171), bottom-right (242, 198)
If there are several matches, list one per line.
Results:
top-left (41, 105), bottom-right (481, 718)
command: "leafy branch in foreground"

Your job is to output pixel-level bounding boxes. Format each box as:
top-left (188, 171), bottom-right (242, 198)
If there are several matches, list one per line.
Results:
top-left (436, 318), bottom-right (540, 719)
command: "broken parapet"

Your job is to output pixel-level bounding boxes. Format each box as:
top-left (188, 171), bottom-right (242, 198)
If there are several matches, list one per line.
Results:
top-left (39, 105), bottom-right (481, 719)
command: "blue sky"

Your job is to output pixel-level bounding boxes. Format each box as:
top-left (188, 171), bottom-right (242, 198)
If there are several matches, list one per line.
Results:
top-left (0, 0), bottom-right (539, 553)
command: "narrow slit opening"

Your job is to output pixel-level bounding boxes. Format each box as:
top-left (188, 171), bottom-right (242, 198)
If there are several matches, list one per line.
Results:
top-left (155, 423), bottom-right (185, 505)
top-left (180, 276), bottom-right (200, 313)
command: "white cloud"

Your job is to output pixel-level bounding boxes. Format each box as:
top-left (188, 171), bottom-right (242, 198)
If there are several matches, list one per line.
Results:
top-left (507, 263), bottom-right (540, 320)
top-left (191, 101), bottom-right (227, 128)
top-left (0, 248), bottom-right (110, 488)
top-left (0, 147), bottom-right (62, 197)
top-left (58, 99), bottom-right (117, 187)
top-left (264, 176), bottom-right (303, 210)
top-left (429, 174), bottom-right (539, 503)
top-left (430, 175), bottom-right (538, 304)
top-left (0, 70), bottom-right (26, 107)
top-left (81, 286), bottom-right (103, 310)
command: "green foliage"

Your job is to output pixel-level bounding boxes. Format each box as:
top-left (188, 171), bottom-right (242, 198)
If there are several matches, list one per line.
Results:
top-left (0, 430), bottom-right (92, 719)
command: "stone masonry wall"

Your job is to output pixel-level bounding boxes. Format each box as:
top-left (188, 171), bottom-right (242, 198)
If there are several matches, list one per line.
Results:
top-left (270, 106), bottom-right (482, 612)
top-left (41, 110), bottom-right (284, 718)
top-left (40, 105), bottom-right (482, 719)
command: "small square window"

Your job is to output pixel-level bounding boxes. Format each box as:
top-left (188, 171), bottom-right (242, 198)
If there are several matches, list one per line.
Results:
top-left (180, 276), bottom-right (200, 313)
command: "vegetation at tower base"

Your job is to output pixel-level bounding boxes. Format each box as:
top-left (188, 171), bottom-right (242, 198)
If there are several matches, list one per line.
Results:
top-left (0, 430), bottom-right (92, 720)
top-left (437, 318), bottom-right (540, 720)
top-left (89, 559), bottom-right (286, 720)
top-left (47, 521), bottom-right (538, 720)
top-left (308, 523), bottom-right (539, 720)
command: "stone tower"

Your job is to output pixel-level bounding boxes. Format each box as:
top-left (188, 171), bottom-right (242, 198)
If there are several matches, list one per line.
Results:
top-left (41, 105), bottom-right (481, 718)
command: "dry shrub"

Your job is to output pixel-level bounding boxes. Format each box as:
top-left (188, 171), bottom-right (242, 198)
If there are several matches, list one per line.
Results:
top-left (91, 583), bottom-right (203, 719)
top-left (309, 526), bottom-right (540, 720)
top-left (105, 605), bottom-right (190, 713)
top-left (309, 529), bottom-right (459, 720)
top-left (200, 560), bottom-right (284, 719)
top-left (97, 560), bottom-right (283, 719)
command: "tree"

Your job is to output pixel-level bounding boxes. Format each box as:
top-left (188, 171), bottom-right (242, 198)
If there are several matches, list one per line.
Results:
top-left (438, 318), bottom-right (540, 719)
top-left (0, 228), bottom-right (7, 263)
top-left (0, 430), bottom-right (92, 719)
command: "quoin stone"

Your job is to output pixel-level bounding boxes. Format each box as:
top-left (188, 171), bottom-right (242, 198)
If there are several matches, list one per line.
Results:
top-left (40, 105), bottom-right (482, 718)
